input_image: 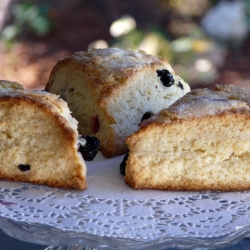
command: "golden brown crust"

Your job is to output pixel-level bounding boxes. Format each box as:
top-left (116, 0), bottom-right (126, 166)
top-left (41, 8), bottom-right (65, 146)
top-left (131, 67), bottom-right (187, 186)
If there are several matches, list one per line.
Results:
top-left (0, 173), bottom-right (87, 190)
top-left (125, 177), bottom-right (250, 192)
top-left (47, 49), bottom-right (172, 103)
top-left (0, 80), bottom-right (86, 189)
top-left (125, 85), bottom-right (250, 191)
top-left (126, 109), bottom-right (250, 148)
top-left (46, 48), bottom-right (190, 157)
top-left (126, 112), bottom-right (250, 189)
top-left (0, 93), bottom-right (78, 143)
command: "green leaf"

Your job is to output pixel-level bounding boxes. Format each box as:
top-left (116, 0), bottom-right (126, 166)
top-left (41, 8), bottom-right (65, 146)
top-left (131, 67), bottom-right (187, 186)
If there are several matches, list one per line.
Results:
top-left (29, 16), bottom-right (51, 36)
top-left (24, 6), bottom-right (39, 22)
top-left (0, 24), bottom-right (20, 41)
top-left (11, 4), bottom-right (26, 22)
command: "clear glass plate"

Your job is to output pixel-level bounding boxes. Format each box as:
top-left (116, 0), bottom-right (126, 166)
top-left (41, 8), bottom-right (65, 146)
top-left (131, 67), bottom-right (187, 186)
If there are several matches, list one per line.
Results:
top-left (0, 153), bottom-right (250, 249)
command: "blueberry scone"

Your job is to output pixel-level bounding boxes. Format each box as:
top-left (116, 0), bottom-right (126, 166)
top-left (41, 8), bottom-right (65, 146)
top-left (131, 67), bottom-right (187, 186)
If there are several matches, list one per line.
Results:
top-left (0, 80), bottom-right (90, 189)
top-left (125, 84), bottom-right (250, 191)
top-left (46, 48), bottom-right (190, 158)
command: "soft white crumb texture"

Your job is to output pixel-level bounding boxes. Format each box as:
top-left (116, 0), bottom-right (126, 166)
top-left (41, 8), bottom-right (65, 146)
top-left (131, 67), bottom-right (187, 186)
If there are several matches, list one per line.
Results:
top-left (125, 85), bottom-right (250, 190)
top-left (0, 80), bottom-right (86, 189)
top-left (126, 111), bottom-right (250, 190)
top-left (0, 101), bottom-right (85, 182)
top-left (47, 48), bottom-right (190, 157)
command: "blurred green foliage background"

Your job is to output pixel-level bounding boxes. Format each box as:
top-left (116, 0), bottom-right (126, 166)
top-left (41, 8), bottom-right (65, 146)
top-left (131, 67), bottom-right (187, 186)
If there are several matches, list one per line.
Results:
top-left (0, 0), bottom-right (249, 89)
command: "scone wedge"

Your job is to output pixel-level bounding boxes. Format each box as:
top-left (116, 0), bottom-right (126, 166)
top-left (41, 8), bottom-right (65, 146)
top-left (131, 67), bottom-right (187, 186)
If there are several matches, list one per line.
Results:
top-left (0, 80), bottom-right (86, 189)
top-left (46, 48), bottom-right (190, 157)
top-left (125, 84), bottom-right (250, 191)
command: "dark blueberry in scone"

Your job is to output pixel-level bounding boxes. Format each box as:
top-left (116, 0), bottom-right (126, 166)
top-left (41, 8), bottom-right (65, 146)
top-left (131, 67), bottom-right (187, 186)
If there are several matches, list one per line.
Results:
top-left (78, 135), bottom-right (100, 161)
top-left (178, 81), bottom-right (184, 90)
top-left (120, 153), bottom-right (129, 175)
top-left (156, 69), bottom-right (175, 87)
top-left (18, 164), bottom-right (31, 172)
top-left (141, 111), bottom-right (154, 123)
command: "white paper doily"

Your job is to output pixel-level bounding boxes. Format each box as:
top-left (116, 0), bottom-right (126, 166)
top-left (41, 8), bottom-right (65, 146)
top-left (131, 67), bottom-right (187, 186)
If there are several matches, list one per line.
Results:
top-left (0, 153), bottom-right (250, 249)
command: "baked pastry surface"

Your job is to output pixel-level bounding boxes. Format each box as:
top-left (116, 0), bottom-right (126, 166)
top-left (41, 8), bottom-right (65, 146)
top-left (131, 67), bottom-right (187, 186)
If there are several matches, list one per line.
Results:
top-left (0, 80), bottom-right (87, 189)
top-left (46, 48), bottom-right (190, 157)
top-left (125, 84), bottom-right (250, 191)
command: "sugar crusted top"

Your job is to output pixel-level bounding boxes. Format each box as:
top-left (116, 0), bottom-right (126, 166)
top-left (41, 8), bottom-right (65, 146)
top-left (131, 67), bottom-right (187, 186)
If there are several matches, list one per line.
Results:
top-left (71, 48), bottom-right (176, 88)
top-left (143, 84), bottom-right (250, 124)
top-left (73, 48), bottom-right (170, 70)
top-left (0, 80), bottom-right (78, 130)
top-left (64, 48), bottom-right (190, 98)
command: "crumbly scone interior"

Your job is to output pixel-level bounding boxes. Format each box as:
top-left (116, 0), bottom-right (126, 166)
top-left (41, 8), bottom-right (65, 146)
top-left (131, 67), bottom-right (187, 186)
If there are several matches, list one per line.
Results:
top-left (0, 80), bottom-right (78, 130)
top-left (126, 86), bottom-right (250, 190)
top-left (46, 66), bottom-right (114, 155)
top-left (0, 99), bottom-right (86, 187)
top-left (0, 80), bottom-right (86, 189)
top-left (126, 115), bottom-right (250, 190)
top-left (46, 48), bottom-right (190, 157)
top-left (107, 65), bottom-right (189, 151)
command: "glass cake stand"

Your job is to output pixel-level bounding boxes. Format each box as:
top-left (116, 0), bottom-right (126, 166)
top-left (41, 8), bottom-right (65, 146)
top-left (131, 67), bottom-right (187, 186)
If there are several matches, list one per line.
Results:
top-left (0, 153), bottom-right (250, 249)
